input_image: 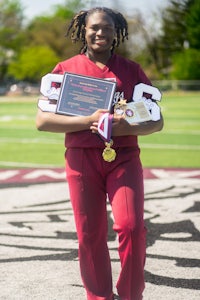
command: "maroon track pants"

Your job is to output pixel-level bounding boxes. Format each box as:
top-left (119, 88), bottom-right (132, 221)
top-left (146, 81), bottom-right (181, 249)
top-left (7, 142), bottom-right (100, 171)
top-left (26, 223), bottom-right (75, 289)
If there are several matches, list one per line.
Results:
top-left (65, 147), bottom-right (146, 300)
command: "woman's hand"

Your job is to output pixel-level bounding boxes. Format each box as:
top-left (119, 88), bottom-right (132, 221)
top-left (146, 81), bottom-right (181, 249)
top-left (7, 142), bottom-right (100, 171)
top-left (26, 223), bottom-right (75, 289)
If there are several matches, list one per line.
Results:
top-left (112, 114), bottom-right (164, 136)
top-left (90, 113), bottom-right (130, 135)
top-left (90, 109), bottom-right (109, 123)
top-left (90, 113), bottom-right (164, 136)
top-left (89, 109), bottom-right (109, 133)
top-left (111, 115), bottom-right (132, 136)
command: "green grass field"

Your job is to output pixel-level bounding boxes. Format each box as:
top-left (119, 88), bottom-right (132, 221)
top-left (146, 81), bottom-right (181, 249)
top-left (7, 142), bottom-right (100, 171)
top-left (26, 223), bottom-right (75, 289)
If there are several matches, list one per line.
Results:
top-left (0, 91), bottom-right (200, 169)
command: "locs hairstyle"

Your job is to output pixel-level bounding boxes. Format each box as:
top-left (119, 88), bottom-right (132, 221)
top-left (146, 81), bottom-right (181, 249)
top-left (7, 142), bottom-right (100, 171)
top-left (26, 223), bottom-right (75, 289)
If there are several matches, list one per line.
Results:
top-left (66, 7), bottom-right (128, 54)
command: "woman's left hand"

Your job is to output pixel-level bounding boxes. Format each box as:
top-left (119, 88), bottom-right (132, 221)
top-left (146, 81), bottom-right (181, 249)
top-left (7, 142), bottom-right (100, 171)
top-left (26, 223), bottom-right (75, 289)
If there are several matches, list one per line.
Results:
top-left (111, 115), bottom-right (131, 136)
top-left (90, 115), bottom-right (131, 136)
top-left (90, 113), bottom-right (164, 136)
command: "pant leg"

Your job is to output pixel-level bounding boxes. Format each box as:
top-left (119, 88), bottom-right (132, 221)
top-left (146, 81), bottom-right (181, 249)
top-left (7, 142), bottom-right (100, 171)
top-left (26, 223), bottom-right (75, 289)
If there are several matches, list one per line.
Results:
top-left (65, 148), bottom-right (113, 300)
top-left (107, 148), bottom-right (146, 300)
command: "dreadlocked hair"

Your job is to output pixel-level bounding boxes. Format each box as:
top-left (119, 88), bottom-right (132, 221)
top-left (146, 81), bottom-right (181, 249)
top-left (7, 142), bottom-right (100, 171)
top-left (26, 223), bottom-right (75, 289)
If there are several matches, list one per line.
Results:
top-left (66, 7), bottom-right (128, 54)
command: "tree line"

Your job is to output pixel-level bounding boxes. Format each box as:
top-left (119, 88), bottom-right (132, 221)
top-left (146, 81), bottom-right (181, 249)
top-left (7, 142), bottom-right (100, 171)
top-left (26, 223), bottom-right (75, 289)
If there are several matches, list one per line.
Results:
top-left (0, 0), bottom-right (199, 85)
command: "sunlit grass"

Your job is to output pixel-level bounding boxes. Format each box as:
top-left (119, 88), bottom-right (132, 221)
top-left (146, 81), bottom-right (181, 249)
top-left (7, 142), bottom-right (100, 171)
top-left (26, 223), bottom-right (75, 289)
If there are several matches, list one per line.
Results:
top-left (0, 92), bottom-right (200, 168)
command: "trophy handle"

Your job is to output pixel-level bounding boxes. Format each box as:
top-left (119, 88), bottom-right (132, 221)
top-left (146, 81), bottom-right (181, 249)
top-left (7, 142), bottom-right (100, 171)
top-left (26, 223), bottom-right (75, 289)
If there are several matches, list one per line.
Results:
top-left (40, 73), bottom-right (63, 100)
top-left (38, 73), bottom-right (64, 113)
top-left (133, 83), bottom-right (162, 102)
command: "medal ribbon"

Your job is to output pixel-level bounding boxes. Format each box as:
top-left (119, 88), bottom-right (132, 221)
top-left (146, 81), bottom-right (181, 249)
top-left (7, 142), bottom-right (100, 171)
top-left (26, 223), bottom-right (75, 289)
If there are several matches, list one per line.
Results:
top-left (97, 112), bottom-right (113, 143)
top-left (97, 113), bottom-right (116, 162)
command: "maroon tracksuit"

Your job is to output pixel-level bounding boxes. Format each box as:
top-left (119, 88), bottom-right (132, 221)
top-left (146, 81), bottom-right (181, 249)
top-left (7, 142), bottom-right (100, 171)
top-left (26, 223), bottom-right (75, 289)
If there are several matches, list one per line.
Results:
top-left (53, 53), bottom-right (151, 300)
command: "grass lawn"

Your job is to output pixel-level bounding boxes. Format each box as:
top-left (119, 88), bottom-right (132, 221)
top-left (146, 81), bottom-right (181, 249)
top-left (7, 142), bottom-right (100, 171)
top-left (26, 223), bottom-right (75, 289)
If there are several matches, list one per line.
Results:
top-left (0, 97), bottom-right (65, 168)
top-left (139, 91), bottom-right (200, 167)
top-left (0, 91), bottom-right (199, 169)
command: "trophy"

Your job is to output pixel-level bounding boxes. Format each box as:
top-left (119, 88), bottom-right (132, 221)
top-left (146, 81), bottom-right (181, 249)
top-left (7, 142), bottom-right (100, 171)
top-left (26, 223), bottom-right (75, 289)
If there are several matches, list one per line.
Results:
top-left (114, 83), bottom-right (162, 122)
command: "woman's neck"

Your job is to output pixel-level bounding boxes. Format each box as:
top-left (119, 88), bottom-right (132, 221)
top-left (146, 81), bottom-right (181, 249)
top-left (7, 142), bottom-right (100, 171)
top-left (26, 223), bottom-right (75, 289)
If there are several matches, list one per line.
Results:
top-left (85, 50), bottom-right (112, 66)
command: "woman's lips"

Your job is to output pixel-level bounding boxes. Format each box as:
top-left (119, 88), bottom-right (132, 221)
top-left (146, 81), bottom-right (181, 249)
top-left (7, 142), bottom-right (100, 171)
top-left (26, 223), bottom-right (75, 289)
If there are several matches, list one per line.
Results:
top-left (95, 39), bottom-right (107, 45)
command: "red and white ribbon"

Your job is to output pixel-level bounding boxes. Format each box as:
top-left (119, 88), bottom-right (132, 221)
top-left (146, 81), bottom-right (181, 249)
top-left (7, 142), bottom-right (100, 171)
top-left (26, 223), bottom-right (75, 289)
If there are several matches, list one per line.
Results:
top-left (97, 113), bottom-right (113, 142)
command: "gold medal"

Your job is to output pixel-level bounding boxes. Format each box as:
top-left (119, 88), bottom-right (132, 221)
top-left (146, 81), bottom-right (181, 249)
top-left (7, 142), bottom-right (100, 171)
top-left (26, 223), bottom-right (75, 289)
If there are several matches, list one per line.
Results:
top-left (102, 140), bottom-right (116, 162)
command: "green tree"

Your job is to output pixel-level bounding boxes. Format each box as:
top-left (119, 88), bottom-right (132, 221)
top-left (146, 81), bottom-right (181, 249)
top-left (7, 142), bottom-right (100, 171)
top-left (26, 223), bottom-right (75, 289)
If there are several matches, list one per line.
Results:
top-left (0, 0), bottom-right (25, 81)
top-left (25, 0), bottom-right (85, 60)
top-left (146, 0), bottom-right (200, 79)
top-left (186, 0), bottom-right (200, 49)
top-left (8, 46), bottom-right (59, 82)
top-left (171, 48), bottom-right (200, 79)
top-left (1, 0), bottom-right (86, 82)
top-left (170, 0), bottom-right (200, 80)
top-left (53, 0), bottom-right (86, 19)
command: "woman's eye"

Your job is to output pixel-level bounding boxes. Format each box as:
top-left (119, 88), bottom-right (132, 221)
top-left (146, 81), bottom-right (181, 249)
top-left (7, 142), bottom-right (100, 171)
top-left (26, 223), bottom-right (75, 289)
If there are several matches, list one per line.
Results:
top-left (90, 26), bottom-right (98, 31)
top-left (90, 26), bottom-right (113, 32)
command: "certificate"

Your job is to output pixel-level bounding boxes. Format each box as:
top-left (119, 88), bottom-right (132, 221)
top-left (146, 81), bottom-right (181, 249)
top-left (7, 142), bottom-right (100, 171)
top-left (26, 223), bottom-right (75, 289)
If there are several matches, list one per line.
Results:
top-left (56, 72), bottom-right (117, 116)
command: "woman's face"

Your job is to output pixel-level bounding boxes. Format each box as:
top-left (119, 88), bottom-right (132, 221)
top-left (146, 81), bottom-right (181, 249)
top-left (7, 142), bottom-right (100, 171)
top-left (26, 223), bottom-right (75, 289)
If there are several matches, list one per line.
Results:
top-left (85, 11), bottom-right (116, 53)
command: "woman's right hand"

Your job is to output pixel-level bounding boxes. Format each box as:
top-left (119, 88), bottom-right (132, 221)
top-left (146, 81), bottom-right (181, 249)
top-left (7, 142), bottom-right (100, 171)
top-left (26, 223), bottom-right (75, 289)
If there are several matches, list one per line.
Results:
top-left (90, 109), bottom-right (109, 122)
top-left (89, 109), bottom-right (109, 134)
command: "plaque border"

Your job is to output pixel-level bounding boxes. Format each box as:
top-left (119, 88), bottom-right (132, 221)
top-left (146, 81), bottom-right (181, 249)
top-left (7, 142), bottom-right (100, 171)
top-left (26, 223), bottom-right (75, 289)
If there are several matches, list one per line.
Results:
top-left (56, 72), bottom-right (117, 116)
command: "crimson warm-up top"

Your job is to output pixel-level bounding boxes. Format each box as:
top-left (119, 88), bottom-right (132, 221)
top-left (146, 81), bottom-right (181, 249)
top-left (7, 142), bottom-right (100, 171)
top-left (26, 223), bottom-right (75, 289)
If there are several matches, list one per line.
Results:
top-left (52, 53), bottom-right (151, 149)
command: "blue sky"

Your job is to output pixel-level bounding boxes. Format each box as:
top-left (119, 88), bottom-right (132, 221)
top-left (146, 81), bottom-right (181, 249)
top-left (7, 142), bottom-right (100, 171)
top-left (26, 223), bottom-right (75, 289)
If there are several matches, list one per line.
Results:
top-left (21, 0), bottom-right (169, 21)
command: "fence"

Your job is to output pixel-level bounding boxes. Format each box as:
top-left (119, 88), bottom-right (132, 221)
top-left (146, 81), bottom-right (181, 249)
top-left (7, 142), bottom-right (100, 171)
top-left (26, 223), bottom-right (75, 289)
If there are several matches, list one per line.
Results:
top-left (1, 80), bottom-right (200, 97)
top-left (152, 80), bottom-right (200, 91)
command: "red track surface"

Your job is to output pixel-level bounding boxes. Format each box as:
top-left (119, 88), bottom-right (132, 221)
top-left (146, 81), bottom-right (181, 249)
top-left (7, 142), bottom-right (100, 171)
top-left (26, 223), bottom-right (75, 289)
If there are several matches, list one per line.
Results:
top-left (0, 168), bottom-right (200, 186)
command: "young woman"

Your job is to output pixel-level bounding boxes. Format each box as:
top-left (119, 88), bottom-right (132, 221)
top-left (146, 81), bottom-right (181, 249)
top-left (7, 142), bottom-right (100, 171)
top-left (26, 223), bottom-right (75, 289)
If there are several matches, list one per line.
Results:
top-left (36, 7), bottom-right (163, 300)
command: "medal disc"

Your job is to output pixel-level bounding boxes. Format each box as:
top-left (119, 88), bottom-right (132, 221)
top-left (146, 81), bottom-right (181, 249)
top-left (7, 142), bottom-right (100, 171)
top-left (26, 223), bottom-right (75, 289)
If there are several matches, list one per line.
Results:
top-left (102, 147), bottom-right (116, 162)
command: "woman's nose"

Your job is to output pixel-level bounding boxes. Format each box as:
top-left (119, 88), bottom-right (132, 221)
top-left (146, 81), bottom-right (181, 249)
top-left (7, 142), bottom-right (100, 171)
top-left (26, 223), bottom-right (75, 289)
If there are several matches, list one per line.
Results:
top-left (96, 28), bottom-right (104, 35)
